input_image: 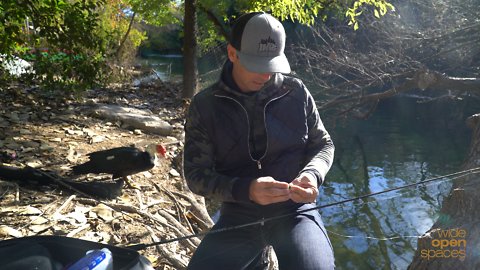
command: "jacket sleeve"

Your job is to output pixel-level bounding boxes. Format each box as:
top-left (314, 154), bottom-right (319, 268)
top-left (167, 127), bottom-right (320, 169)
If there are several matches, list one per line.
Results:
top-left (299, 87), bottom-right (335, 186)
top-left (183, 97), bottom-right (254, 202)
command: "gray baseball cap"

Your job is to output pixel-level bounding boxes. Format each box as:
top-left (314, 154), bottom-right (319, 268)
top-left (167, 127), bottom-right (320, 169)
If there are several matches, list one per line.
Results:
top-left (230, 12), bottom-right (291, 74)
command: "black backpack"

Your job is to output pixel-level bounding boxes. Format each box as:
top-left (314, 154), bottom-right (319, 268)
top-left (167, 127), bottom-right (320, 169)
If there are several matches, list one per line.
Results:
top-left (0, 235), bottom-right (153, 270)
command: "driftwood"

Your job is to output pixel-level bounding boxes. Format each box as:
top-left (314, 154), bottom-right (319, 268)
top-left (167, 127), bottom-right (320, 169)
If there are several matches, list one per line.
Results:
top-left (320, 69), bottom-right (480, 118)
top-left (146, 225), bottom-right (188, 269)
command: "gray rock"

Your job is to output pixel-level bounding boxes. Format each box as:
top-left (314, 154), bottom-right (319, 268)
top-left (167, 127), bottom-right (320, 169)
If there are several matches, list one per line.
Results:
top-left (91, 104), bottom-right (173, 136)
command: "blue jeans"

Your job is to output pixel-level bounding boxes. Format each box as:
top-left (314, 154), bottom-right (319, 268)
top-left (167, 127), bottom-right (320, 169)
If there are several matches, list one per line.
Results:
top-left (187, 203), bottom-right (335, 270)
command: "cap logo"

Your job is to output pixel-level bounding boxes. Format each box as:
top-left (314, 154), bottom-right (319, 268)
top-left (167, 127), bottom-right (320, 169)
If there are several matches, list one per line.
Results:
top-left (258, 36), bottom-right (277, 53)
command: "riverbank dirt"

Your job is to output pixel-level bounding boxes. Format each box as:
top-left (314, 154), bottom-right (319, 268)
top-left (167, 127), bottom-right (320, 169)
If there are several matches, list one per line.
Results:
top-left (0, 79), bottom-right (212, 269)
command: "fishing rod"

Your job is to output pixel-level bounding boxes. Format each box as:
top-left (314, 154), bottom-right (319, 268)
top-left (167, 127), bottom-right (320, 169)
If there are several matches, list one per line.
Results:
top-left (127, 166), bottom-right (480, 251)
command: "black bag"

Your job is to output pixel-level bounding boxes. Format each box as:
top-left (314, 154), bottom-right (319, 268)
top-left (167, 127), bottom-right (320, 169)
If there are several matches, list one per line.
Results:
top-left (0, 236), bottom-right (153, 270)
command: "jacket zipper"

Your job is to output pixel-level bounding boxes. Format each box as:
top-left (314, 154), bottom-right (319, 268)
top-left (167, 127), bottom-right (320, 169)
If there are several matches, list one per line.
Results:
top-left (257, 89), bottom-right (290, 167)
top-left (215, 95), bottom-right (260, 168)
top-left (215, 87), bottom-right (291, 170)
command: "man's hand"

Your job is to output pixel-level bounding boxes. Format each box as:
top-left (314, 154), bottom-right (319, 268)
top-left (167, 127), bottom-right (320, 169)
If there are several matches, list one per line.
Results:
top-left (249, 177), bottom-right (290, 205)
top-left (289, 173), bottom-right (318, 203)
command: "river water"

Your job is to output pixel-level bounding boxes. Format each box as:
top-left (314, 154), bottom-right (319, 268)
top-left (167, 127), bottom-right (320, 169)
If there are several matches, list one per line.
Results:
top-left (320, 96), bottom-right (478, 269)
top-left (140, 55), bottom-right (479, 269)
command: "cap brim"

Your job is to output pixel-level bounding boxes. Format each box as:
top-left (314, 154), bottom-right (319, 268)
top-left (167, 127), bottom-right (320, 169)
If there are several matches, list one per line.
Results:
top-left (237, 51), bottom-right (291, 74)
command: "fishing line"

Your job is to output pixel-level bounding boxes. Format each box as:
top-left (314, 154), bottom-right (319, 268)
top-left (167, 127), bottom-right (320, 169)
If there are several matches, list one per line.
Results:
top-left (127, 166), bottom-right (480, 250)
top-left (327, 230), bottom-right (422, 241)
top-left (326, 174), bottom-right (477, 242)
top-left (324, 178), bottom-right (454, 242)
top-left (331, 173), bottom-right (459, 210)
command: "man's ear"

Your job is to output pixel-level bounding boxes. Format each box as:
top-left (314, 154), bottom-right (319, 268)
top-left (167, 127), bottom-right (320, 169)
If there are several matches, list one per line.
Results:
top-left (227, 44), bottom-right (237, 62)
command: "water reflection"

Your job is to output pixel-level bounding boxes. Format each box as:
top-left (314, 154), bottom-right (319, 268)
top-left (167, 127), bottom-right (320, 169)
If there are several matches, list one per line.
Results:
top-left (321, 168), bottom-right (452, 269)
top-left (136, 54), bottom-right (183, 81)
top-left (320, 96), bottom-right (478, 269)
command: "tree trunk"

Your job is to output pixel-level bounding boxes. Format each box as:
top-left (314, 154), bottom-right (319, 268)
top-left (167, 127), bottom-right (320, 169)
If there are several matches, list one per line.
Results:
top-left (116, 12), bottom-right (136, 60)
top-left (182, 0), bottom-right (199, 99)
top-left (408, 113), bottom-right (480, 269)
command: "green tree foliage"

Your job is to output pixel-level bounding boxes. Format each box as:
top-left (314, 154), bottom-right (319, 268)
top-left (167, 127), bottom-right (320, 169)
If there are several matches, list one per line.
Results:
top-left (127, 0), bottom-right (180, 26)
top-left (140, 25), bottom-right (182, 55)
top-left (0, 0), bottom-right (108, 92)
top-left (246, 0), bottom-right (329, 25)
top-left (0, 0), bottom-right (154, 93)
top-left (179, 0), bottom-right (395, 97)
top-left (99, 0), bottom-right (148, 64)
top-left (193, 0), bottom-right (395, 48)
top-left (0, 0), bottom-right (395, 96)
top-left (345, 0), bottom-right (395, 30)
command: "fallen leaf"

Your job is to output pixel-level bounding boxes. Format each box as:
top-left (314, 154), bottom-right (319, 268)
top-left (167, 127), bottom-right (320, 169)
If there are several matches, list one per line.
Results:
top-left (0, 225), bottom-right (23, 238)
top-left (91, 204), bottom-right (114, 222)
top-left (18, 206), bottom-right (43, 215)
top-left (30, 216), bottom-right (49, 225)
top-left (22, 147), bottom-right (36, 153)
top-left (64, 206), bottom-right (89, 225)
top-left (98, 231), bottom-right (111, 243)
top-left (169, 169), bottom-right (180, 177)
top-left (90, 135), bottom-right (106, 143)
top-left (29, 224), bottom-right (51, 233)
top-left (65, 128), bottom-right (84, 136)
top-left (82, 231), bottom-right (104, 243)
top-left (82, 128), bottom-right (96, 137)
top-left (1, 205), bottom-right (43, 215)
top-left (26, 161), bottom-right (43, 168)
top-left (88, 211), bottom-right (98, 219)
top-left (146, 255), bottom-right (159, 266)
top-left (59, 165), bottom-right (71, 171)
top-left (22, 141), bottom-right (40, 148)
top-left (19, 129), bottom-right (32, 135)
top-left (40, 143), bottom-right (54, 151)
top-left (66, 145), bottom-right (79, 163)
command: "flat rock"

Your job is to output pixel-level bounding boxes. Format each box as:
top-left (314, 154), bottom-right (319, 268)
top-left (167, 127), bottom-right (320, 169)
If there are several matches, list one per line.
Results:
top-left (91, 103), bottom-right (173, 136)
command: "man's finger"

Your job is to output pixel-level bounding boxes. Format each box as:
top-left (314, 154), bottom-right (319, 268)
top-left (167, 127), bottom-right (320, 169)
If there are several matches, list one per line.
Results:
top-left (256, 192), bottom-right (290, 205)
top-left (250, 177), bottom-right (291, 205)
top-left (269, 194), bottom-right (291, 203)
top-left (268, 187), bottom-right (290, 196)
top-left (289, 184), bottom-right (318, 203)
top-left (265, 181), bottom-right (290, 189)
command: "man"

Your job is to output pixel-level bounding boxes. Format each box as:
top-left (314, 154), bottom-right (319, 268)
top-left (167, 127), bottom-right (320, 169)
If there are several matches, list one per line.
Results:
top-left (184, 11), bottom-right (335, 270)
